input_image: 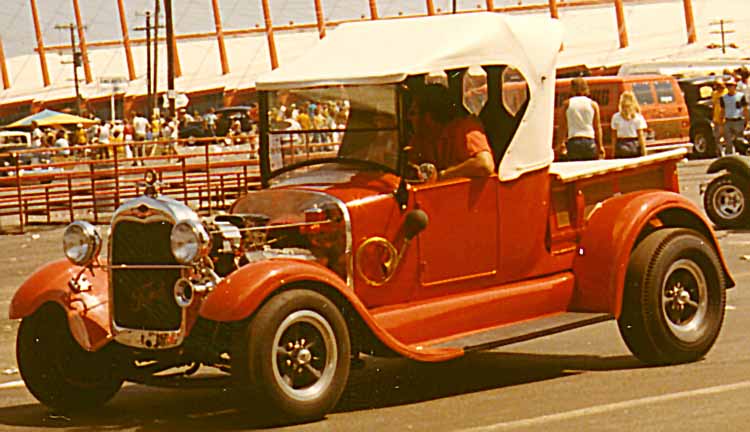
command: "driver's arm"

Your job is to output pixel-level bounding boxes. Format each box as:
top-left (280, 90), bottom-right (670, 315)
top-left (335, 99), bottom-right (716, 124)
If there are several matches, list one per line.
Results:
top-left (439, 151), bottom-right (494, 180)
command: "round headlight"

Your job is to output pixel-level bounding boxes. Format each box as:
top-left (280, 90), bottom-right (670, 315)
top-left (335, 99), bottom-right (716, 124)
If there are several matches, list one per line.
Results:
top-left (170, 220), bottom-right (210, 264)
top-left (62, 221), bottom-right (102, 266)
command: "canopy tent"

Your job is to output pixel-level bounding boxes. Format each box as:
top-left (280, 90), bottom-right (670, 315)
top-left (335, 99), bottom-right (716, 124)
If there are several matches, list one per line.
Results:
top-left (4, 109), bottom-right (97, 129)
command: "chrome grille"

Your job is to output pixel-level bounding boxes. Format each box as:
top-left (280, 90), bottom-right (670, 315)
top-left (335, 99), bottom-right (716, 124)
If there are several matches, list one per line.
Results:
top-left (110, 220), bottom-right (182, 331)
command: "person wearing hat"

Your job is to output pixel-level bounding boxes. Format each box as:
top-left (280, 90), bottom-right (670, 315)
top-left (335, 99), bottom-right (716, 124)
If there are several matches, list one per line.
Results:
top-left (718, 77), bottom-right (749, 156)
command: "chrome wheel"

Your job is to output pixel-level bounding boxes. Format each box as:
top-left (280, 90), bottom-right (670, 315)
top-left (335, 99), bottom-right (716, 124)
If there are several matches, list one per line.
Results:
top-left (271, 310), bottom-right (337, 402)
top-left (712, 183), bottom-right (744, 221)
top-left (693, 132), bottom-right (708, 155)
top-left (662, 259), bottom-right (708, 343)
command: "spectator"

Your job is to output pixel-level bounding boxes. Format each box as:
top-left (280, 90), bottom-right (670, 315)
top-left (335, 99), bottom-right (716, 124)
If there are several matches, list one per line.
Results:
top-left (611, 91), bottom-right (647, 158)
top-left (31, 121), bottom-right (44, 148)
top-left (73, 123), bottom-right (88, 158)
top-left (132, 112), bottom-right (149, 165)
top-left (718, 77), bottom-right (749, 156)
top-left (122, 118), bottom-right (135, 159)
top-left (204, 107), bottom-right (218, 136)
top-left (559, 77), bottom-right (604, 161)
top-left (54, 130), bottom-right (70, 156)
top-left (96, 120), bottom-right (111, 160)
top-left (711, 78), bottom-right (727, 156)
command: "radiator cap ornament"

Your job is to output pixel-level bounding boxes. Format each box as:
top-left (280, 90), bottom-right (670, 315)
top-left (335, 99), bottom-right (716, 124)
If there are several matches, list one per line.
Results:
top-left (144, 169), bottom-right (161, 197)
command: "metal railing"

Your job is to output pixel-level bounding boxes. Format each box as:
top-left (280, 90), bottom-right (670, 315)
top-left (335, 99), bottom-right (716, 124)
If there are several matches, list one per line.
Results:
top-left (0, 136), bottom-right (263, 233)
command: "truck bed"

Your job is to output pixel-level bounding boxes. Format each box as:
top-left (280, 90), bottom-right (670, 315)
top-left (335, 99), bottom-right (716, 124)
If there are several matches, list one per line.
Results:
top-left (550, 148), bottom-right (688, 183)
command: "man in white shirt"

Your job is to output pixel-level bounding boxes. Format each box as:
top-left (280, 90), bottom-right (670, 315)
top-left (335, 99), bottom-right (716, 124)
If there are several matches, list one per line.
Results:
top-left (96, 120), bottom-right (111, 160)
top-left (31, 121), bottom-right (44, 148)
top-left (132, 112), bottom-right (149, 165)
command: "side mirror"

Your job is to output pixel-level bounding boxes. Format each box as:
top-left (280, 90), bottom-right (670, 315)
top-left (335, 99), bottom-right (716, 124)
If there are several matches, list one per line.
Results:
top-left (404, 209), bottom-right (429, 240)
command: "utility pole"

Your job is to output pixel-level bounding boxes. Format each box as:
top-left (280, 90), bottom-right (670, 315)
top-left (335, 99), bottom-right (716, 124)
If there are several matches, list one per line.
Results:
top-left (55, 23), bottom-right (84, 115)
top-left (709, 19), bottom-right (737, 54)
top-left (165, 0), bottom-right (176, 119)
top-left (135, 11), bottom-right (153, 119)
top-left (153, 0), bottom-right (160, 116)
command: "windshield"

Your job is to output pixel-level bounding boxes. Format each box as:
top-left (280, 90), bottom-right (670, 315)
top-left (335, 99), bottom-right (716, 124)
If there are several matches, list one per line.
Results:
top-left (266, 85), bottom-right (400, 175)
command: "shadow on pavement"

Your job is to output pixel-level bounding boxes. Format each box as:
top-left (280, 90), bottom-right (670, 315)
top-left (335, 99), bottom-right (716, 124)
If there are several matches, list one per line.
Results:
top-left (0, 351), bottom-right (644, 431)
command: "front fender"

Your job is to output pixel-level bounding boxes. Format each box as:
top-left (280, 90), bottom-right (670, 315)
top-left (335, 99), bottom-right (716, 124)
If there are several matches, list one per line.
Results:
top-left (199, 259), bottom-right (463, 362)
top-left (572, 191), bottom-right (732, 317)
top-left (707, 155), bottom-right (750, 177)
top-left (9, 259), bottom-right (112, 351)
top-left (200, 259), bottom-right (351, 322)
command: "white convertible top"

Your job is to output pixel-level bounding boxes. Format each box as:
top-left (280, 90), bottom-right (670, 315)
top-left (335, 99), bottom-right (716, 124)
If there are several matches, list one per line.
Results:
top-left (256, 12), bottom-right (563, 181)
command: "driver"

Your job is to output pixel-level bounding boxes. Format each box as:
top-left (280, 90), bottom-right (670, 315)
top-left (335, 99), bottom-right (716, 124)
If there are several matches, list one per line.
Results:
top-left (408, 84), bottom-right (494, 180)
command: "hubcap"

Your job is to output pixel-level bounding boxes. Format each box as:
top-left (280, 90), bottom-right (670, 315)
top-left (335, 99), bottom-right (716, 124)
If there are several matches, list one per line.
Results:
top-left (272, 310), bottom-right (337, 401)
top-left (662, 259), bottom-right (708, 342)
top-left (694, 134), bottom-right (707, 154)
top-left (713, 183), bottom-right (744, 220)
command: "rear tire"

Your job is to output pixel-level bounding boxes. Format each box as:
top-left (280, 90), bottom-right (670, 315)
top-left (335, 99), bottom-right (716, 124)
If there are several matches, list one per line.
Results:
top-left (691, 128), bottom-right (714, 159)
top-left (618, 228), bottom-right (726, 365)
top-left (233, 289), bottom-right (351, 423)
top-left (17, 304), bottom-right (123, 413)
top-left (703, 173), bottom-right (749, 229)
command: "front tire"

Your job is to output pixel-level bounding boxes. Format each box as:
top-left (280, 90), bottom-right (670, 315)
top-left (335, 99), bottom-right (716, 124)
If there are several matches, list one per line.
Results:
top-left (17, 304), bottom-right (123, 413)
top-left (703, 173), bottom-right (750, 229)
top-left (233, 289), bottom-right (351, 423)
top-left (618, 228), bottom-right (726, 365)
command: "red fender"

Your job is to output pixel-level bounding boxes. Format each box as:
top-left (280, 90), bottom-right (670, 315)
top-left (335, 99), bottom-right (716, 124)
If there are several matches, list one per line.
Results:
top-left (572, 190), bottom-right (733, 317)
top-left (9, 259), bottom-right (112, 351)
top-left (199, 259), bottom-right (463, 362)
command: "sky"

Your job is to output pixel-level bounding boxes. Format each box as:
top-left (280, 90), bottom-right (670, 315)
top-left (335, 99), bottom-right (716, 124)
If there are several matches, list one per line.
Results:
top-left (0, 0), bottom-right (535, 58)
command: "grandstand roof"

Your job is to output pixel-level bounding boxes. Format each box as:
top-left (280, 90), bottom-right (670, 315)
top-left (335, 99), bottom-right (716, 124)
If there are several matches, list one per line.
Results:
top-left (0, 0), bottom-right (747, 109)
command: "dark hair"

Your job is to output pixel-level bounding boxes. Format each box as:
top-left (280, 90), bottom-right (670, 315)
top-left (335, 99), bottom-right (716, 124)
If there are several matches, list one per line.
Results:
top-left (412, 84), bottom-right (456, 124)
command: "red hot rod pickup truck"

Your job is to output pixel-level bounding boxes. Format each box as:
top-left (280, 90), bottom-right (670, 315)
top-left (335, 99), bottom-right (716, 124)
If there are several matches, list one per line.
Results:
top-left (10, 12), bottom-right (733, 423)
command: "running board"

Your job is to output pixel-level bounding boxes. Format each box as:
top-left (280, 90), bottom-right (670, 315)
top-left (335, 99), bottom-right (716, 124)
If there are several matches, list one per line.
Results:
top-left (428, 312), bottom-right (613, 352)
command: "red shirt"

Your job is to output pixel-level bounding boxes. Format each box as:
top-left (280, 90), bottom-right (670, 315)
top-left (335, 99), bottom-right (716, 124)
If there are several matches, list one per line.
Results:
top-left (410, 116), bottom-right (492, 170)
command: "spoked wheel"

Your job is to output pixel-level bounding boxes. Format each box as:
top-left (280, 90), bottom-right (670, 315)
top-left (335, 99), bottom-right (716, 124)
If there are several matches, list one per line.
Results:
top-left (703, 174), bottom-right (749, 229)
top-left (618, 228), bottom-right (726, 365)
top-left (233, 289), bottom-right (350, 423)
top-left (17, 304), bottom-right (123, 413)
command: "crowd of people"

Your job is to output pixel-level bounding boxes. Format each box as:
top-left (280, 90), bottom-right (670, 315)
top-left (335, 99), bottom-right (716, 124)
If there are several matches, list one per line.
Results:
top-left (270, 100), bottom-right (350, 151)
top-left (559, 67), bottom-right (750, 162)
top-left (27, 105), bottom-right (262, 165)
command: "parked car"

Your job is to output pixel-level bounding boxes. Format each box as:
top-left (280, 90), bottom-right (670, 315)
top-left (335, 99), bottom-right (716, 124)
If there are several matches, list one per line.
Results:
top-left (178, 106), bottom-right (254, 143)
top-left (0, 130), bottom-right (60, 182)
top-left (10, 12), bottom-right (732, 424)
top-left (677, 75), bottom-right (730, 158)
top-left (554, 75), bottom-right (691, 159)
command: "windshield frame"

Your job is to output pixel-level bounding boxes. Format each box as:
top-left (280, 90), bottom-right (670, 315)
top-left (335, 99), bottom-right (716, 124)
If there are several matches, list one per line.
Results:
top-left (258, 84), bottom-right (408, 187)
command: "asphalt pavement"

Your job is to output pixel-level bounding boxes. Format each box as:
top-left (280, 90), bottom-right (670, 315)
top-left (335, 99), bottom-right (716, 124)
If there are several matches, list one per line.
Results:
top-left (0, 158), bottom-right (747, 431)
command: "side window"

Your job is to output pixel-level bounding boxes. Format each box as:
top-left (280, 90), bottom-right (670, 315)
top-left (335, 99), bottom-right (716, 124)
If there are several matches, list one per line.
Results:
top-left (632, 82), bottom-right (655, 105)
top-left (462, 66), bottom-right (487, 116)
top-left (501, 67), bottom-right (529, 116)
top-left (654, 81), bottom-right (676, 104)
top-left (590, 89), bottom-right (610, 106)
